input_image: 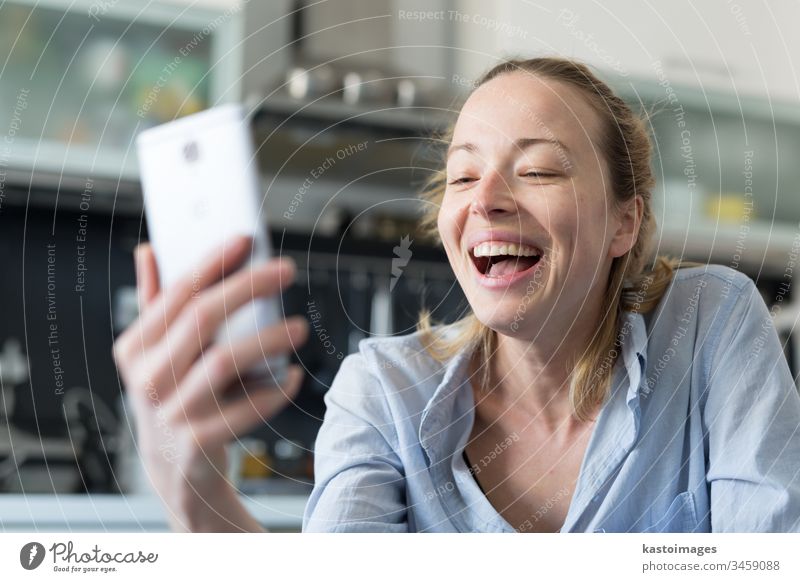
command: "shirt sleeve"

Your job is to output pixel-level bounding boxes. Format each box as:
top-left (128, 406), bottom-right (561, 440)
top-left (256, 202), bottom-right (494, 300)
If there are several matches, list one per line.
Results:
top-left (302, 353), bottom-right (409, 532)
top-left (704, 274), bottom-right (800, 532)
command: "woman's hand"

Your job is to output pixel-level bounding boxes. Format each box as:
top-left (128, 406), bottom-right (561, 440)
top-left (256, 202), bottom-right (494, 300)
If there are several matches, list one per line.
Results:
top-left (113, 235), bottom-right (308, 532)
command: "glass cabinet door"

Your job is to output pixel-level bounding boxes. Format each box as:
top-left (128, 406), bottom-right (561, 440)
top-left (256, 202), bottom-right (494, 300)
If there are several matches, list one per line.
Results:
top-left (0, 0), bottom-right (243, 181)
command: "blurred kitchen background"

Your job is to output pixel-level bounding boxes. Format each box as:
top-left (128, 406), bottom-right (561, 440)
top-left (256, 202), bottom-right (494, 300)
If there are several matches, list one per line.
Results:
top-left (0, 0), bottom-right (799, 531)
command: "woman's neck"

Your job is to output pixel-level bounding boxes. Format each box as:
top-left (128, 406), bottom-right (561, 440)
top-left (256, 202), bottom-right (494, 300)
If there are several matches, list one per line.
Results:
top-left (475, 302), bottom-right (604, 430)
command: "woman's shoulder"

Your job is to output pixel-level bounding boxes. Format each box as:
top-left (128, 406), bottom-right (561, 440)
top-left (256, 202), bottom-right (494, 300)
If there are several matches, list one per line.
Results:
top-left (353, 325), bottom-right (462, 381)
top-left (329, 325), bottom-right (467, 408)
top-left (654, 263), bottom-right (758, 320)
top-left (670, 263), bottom-right (754, 294)
top-left (648, 262), bottom-right (766, 362)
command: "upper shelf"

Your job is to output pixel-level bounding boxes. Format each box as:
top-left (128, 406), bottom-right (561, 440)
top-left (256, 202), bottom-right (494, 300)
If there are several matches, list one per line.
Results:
top-left (608, 73), bottom-right (800, 127)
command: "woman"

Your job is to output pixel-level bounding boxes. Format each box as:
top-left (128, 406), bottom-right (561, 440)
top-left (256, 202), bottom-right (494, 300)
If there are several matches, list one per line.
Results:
top-left (114, 57), bottom-right (800, 533)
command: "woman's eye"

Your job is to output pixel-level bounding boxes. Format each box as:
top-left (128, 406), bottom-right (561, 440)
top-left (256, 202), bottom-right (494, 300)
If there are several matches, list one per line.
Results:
top-left (522, 171), bottom-right (556, 178)
top-left (448, 177), bottom-right (477, 185)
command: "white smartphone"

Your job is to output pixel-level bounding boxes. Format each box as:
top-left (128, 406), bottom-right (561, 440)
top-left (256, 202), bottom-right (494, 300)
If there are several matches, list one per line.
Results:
top-left (136, 103), bottom-right (288, 386)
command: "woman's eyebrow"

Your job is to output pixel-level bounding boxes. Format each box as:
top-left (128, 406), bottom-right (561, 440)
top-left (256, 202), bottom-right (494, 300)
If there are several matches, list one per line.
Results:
top-left (446, 137), bottom-right (570, 160)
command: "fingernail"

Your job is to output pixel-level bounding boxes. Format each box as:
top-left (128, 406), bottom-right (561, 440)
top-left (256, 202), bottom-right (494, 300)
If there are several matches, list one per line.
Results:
top-left (134, 245), bottom-right (146, 272)
top-left (290, 317), bottom-right (308, 337)
top-left (230, 235), bottom-right (252, 251)
top-left (278, 256), bottom-right (296, 273)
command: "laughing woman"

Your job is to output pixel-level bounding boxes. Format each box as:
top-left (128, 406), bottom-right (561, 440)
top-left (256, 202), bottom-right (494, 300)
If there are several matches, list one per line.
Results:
top-left (114, 57), bottom-right (800, 533)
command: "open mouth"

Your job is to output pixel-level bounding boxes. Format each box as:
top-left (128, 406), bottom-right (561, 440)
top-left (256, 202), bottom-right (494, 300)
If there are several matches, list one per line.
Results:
top-left (470, 242), bottom-right (542, 278)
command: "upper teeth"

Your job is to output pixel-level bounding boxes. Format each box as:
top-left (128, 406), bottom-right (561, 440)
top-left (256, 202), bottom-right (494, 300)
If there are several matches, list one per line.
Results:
top-left (472, 242), bottom-right (540, 257)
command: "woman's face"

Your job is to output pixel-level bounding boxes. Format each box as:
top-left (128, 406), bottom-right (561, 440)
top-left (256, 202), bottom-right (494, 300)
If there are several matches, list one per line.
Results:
top-left (438, 71), bottom-right (640, 340)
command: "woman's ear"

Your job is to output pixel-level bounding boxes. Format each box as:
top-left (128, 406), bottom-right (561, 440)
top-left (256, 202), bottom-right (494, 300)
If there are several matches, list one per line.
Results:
top-left (609, 195), bottom-right (643, 258)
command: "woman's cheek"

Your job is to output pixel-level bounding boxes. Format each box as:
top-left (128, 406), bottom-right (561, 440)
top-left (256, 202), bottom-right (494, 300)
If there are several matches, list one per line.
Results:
top-left (437, 195), bottom-right (464, 234)
top-left (436, 209), bottom-right (459, 259)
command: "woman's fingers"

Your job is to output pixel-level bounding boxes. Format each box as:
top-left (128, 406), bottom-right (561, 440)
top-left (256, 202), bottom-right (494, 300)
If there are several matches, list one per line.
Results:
top-left (158, 257), bottom-right (296, 381)
top-left (113, 235), bottom-right (254, 386)
top-left (138, 235), bottom-right (255, 347)
top-left (134, 243), bottom-right (160, 314)
top-left (162, 316), bottom-right (308, 423)
top-left (192, 365), bottom-right (304, 448)
top-left (116, 235), bottom-right (254, 365)
top-left (114, 244), bottom-right (162, 375)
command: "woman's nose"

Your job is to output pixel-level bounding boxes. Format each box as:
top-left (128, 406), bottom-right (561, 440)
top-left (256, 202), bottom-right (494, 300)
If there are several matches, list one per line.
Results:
top-left (470, 168), bottom-right (516, 218)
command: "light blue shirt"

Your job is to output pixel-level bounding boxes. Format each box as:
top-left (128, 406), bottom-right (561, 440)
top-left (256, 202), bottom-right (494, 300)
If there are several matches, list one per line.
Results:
top-left (302, 265), bottom-right (800, 532)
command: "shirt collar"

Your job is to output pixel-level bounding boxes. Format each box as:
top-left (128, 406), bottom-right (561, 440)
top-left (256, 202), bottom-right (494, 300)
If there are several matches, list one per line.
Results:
top-left (418, 341), bottom-right (473, 466)
top-left (620, 310), bottom-right (649, 408)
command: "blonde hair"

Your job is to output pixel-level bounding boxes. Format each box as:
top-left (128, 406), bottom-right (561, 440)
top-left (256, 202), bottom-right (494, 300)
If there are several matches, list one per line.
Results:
top-left (416, 57), bottom-right (699, 421)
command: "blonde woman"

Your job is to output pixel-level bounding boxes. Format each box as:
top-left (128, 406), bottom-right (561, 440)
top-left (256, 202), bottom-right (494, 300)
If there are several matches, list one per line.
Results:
top-left (114, 57), bottom-right (800, 533)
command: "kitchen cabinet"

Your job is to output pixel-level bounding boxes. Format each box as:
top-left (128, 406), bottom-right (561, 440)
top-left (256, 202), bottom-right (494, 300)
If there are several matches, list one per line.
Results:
top-left (611, 77), bottom-right (800, 279)
top-left (0, 0), bottom-right (244, 182)
top-left (459, 0), bottom-right (800, 104)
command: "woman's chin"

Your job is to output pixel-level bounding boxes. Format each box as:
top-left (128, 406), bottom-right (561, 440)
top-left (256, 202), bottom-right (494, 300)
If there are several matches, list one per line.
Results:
top-left (471, 309), bottom-right (542, 338)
